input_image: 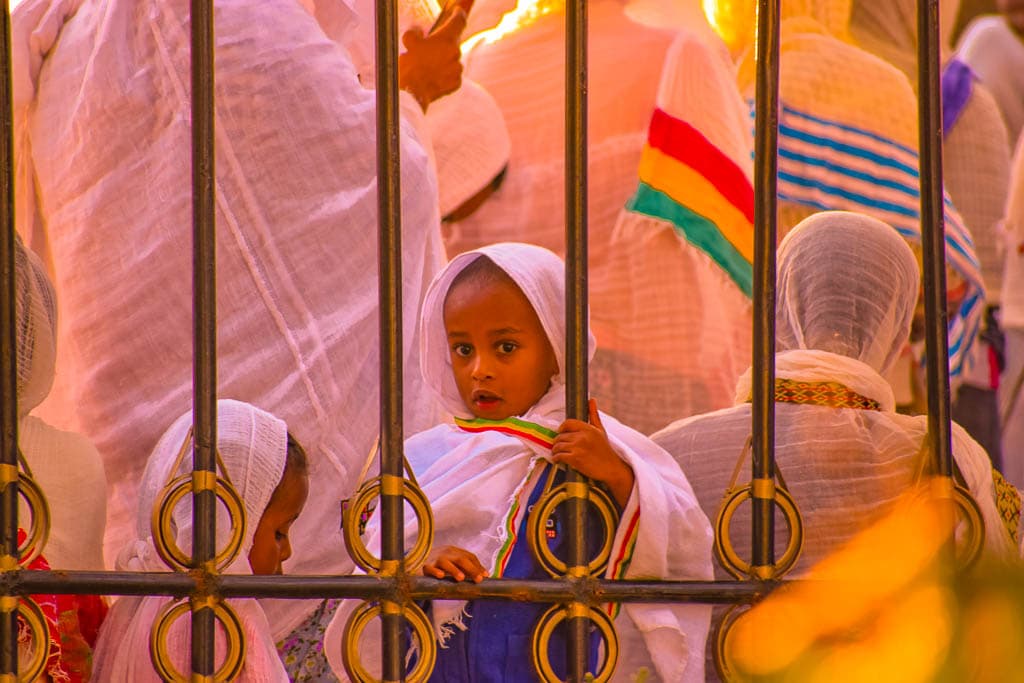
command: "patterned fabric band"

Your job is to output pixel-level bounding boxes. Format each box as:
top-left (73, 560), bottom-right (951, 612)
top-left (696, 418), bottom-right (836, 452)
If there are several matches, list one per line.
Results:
top-left (453, 416), bottom-right (558, 450)
top-left (992, 468), bottom-right (1021, 545)
top-left (750, 378), bottom-right (882, 411)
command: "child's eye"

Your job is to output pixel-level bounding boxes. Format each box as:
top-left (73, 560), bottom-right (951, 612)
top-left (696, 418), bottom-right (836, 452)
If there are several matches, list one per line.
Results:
top-left (498, 341), bottom-right (518, 354)
top-left (452, 343), bottom-right (473, 357)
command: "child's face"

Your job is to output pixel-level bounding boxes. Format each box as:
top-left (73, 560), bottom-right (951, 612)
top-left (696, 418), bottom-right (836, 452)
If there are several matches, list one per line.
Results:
top-left (444, 274), bottom-right (559, 420)
top-left (248, 468), bottom-right (309, 575)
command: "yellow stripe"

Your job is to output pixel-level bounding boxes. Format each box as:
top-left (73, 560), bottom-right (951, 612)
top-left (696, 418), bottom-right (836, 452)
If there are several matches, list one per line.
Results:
top-left (638, 146), bottom-right (754, 262)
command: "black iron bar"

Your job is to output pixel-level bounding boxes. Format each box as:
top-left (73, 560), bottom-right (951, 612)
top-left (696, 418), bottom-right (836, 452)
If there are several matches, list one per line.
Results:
top-left (374, 0), bottom-right (405, 676)
top-left (751, 0), bottom-right (781, 581)
top-left (916, 1), bottom-right (953, 480)
top-left (11, 570), bottom-right (774, 604)
top-left (0, 1), bottom-right (17, 675)
top-left (190, 0), bottom-right (217, 676)
top-left (564, 0), bottom-right (590, 677)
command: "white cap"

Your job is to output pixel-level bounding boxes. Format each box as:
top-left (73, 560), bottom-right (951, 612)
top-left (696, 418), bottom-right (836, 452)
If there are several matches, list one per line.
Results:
top-left (426, 79), bottom-right (511, 218)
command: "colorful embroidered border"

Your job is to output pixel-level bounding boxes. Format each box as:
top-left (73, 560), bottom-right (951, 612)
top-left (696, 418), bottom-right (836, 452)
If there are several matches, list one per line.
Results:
top-left (771, 378), bottom-right (881, 411)
top-left (993, 468), bottom-right (1021, 545)
top-left (606, 506), bottom-right (641, 618)
top-left (626, 108), bottom-right (755, 297)
top-left (453, 415), bottom-right (558, 450)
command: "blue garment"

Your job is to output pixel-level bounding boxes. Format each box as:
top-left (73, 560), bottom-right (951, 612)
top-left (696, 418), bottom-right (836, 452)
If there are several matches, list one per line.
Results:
top-left (426, 464), bottom-right (604, 682)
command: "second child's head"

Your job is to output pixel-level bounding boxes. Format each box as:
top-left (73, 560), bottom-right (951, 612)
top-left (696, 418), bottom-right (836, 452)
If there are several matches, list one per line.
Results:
top-left (443, 256), bottom-right (558, 419)
top-left (248, 433), bottom-right (309, 575)
top-left (421, 243), bottom-right (596, 420)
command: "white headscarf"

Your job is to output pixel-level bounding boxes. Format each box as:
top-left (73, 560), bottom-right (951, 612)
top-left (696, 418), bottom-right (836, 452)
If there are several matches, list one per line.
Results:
top-left (93, 399), bottom-right (290, 682)
top-left (419, 241), bottom-right (596, 418)
top-left (849, 0), bottom-right (960, 80)
top-left (776, 210), bottom-right (919, 380)
top-left (14, 235), bottom-right (56, 420)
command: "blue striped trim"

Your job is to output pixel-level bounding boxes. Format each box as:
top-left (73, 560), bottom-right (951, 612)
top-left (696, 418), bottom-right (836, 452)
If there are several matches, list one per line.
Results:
top-left (782, 105), bottom-right (919, 158)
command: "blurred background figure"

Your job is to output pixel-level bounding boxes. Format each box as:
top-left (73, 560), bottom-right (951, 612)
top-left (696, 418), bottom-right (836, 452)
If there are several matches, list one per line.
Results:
top-left (999, 137), bottom-right (1024, 489)
top-left (590, 28), bottom-right (754, 434)
top-left (957, 0), bottom-right (1024, 148)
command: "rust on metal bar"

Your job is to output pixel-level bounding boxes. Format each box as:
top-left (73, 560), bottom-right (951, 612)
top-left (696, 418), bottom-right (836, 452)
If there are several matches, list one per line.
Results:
top-left (189, 0), bottom-right (218, 675)
top-left (751, 0), bottom-right (781, 579)
top-left (0, 0), bottom-right (18, 675)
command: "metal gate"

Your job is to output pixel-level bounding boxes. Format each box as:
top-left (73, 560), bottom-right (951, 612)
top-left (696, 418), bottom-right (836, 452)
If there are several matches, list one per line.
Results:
top-left (0, 0), bottom-right (963, 680)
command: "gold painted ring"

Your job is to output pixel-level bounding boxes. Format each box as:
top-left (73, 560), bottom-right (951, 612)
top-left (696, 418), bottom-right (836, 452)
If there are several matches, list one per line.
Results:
top-left (149, 598), bottom-right (246, 683)
top-left (953, 484), bottom-right (985, 570)
top-left (150, 474), bottom-right (246, 572)
top-left (342, 476), bottom-right (433, 574)
top-left (712, 603), bottom-right (749, 683)
top-left (527, 482), bottom-right (619, 578)
top-left (341, 600), bottom-right (436, 683)
top-left (715, 483), bottom-right (803, 580)
top-left (14, 474), bottom-right (50, 568)
top-left (6, 596), bottom-right (51, 683)
top-left (531, 603), bottom-right (618, 683)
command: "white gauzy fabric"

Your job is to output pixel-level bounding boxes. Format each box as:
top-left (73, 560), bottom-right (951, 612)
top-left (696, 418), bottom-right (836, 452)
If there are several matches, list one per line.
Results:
top-left (447, 0), bottom-right (676, 269)
top-left (14, 235), bottom-right (55, 421)
top-left (957, 15), bottom-right (1024, 147)
top-left (324, 243), bottom-right (714, 683)
top-left (13, 236), bottom-right (107, 571)
top-left (1000, 135), bottom-right (1024, 488)
top-left (12, 0), bottom-right (445, 636)
top-left (92, 400), bottom-right (289, 682)
top-left (591, 30), bottom-right (754, 435)
top-left (653, 212), bottom-right (1016, 677)
top-left (848, 0), bottom-right (960, 78)
top-left (426, 80), bottom-right (511, 218)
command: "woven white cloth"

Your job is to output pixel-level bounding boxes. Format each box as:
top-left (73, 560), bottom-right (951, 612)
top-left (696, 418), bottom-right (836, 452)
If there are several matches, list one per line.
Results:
top-left (13, 235), bottom-right (55, 421)
top-left (447, 0), bottom-right (676, 269)
top-left (325, 243), bottom-right (714, 682)
top-left (591, 30), bottom-right (753, 435)
top-left (957, 15), bottom-right (1024, 147)
top-left (426, 79), bottom-right (511, 218)
top-left (1000, 136), bottom-right (1024, 487)
top-left (848, 0), bottom-right (959, 77)
top-left (12, 0), bottom-right (444, 635)
top-left (92, 400), bottom-right (289, 682)
top-left (653, 210), bottom-right (1016, 678)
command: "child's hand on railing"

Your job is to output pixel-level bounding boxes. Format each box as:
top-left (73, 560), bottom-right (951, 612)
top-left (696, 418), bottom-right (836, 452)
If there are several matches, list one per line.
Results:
top-left (422, 545), bottom-right (487, 582)
top-left (553, 398), bottom-right (635, 508)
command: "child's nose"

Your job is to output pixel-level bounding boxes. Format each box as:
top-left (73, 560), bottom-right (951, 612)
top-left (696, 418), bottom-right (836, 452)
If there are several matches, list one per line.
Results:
top-left (471, 354), bottom-right (495, 379)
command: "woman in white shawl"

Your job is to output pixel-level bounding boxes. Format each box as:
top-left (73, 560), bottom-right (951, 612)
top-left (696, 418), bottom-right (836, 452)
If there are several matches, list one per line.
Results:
top-left (92, 399), bottom-right (306, 682)
top-left (652, 211), bottom-right (1018, 677)
top-left (11, 0), bottom-right (445, 639)
top-left (325, 242), bottom-right (713, 682)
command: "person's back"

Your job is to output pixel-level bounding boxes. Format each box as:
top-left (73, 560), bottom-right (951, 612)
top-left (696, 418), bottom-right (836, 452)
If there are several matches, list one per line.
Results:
top-left (12, 0), bottom-right (444, 636)
top-left (653, 212), bottom-right (1017, 678)
top-left (447, 0), bottom-right (675, 270)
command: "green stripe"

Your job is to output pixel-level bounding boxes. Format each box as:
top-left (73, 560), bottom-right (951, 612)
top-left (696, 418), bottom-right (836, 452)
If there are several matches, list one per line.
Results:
top-left (456, 415), bottom-right (558, 441)
top-left (627, 182), bottom-right (753, 297)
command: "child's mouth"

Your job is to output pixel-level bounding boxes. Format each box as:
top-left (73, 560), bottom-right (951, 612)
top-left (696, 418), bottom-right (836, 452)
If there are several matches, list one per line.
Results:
top-left (472, 391), bottom-right (501, 409)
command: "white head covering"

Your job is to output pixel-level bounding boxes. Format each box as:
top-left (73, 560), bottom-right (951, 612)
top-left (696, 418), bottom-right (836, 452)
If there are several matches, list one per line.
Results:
top-left (420, 242), bottom-right (596, 417)
top-left (849, 0), bottom-right (960, 79)
top-left (14, 236), bottom-right (56, 419)
top-left (93, 399), bottom-right (290, 682)
top-left (426, 80), bottom-right (510, 218)
top-left (776, 211), bottom-right (920, 377)
top-left (125, 399), bottom-right (288, 575)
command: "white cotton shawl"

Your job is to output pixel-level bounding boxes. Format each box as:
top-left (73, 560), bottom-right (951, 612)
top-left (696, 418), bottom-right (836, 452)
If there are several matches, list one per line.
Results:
top-left (92, 400), bottom-right (290, 682)
top-left (12, 0), bottom-right (444, 636)
top-left (653, 212), bottom-right (1016, 679)
top-left (13, 235), bottom-right (55, 421)
top-left (325, 243), bottom-right (714, 682)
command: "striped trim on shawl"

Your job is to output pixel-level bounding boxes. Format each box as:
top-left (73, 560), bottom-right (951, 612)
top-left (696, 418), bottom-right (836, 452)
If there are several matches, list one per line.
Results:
top-left (769, 103), bottom-right (985, 378)
top-left (626, 107), bottom-right (755, 297)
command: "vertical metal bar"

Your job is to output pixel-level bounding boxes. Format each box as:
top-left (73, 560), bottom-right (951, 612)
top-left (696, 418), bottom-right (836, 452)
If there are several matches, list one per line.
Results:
top-left (564, 0), bottom-right (589, 678)
top-left (190, 0), bottom-right (217, 677)
top-left (750, 0), bottom-right (780, 580)
top-left (374, 0), bottom-right (405, 676)
top-left (0, 2), bottom-right (17, 677)
top-left (916, 0), bottom-right (953, 481)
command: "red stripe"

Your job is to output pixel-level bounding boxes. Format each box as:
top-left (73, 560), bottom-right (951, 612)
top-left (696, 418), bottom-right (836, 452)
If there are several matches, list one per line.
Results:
top-left (610, 506), bottom-right (641, 579)
top-left (457, 424), bottom-right (554, 449)
top-left (647, 108), bottom-right (754, 223)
